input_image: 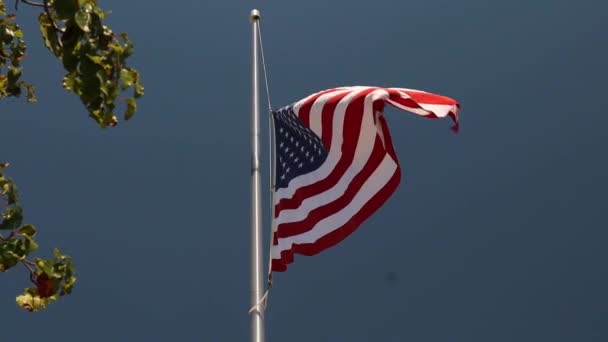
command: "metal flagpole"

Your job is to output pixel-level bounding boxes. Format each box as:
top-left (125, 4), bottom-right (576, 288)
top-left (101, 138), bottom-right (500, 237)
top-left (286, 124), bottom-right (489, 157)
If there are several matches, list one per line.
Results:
top-left (249, 8), bottom-right (265, 342)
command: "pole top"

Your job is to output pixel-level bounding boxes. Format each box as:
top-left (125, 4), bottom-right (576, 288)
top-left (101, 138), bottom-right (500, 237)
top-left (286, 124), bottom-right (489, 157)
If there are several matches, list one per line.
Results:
top-left (249, 9), bottom-right (261, 22)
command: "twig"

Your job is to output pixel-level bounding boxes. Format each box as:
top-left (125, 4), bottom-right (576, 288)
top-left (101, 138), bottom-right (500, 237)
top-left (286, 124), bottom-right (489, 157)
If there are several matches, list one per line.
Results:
top-left (21, 259), bottom-right (35, 274)
top-left (15, 0), bottom-right (46, 9)
top-left (13, 0), bottom-right (63, 32)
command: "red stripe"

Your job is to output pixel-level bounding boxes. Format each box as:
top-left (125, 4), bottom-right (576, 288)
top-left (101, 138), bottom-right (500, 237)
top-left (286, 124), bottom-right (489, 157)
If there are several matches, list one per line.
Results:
top-left (276, 135), bottom-right (388, 238)
top-left (400, 89), bottom-right (458, 106)
top-left (272, 163), bottom-right (401, 272)
top-left (387, 90), bottom-right (431, 114)
top-left (449, 111), bottom-right (459, 133)
top-left (296, 88), bottom-right (340, 128)
top-left (274, 88), bottom-right (376, 216)
top-left (377, 114), bottom-right (398, 162)
top-left (320, 92), bottom-right (344, 149)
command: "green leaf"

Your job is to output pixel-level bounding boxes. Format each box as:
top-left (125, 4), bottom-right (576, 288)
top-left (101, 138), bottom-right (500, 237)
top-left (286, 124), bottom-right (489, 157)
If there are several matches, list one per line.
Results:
top-left (35, 258), bottom-right (54, 275)
top-left (27, 239), bottom-right (39, 253)
top-left (17, 224), bottom-right (36, 238)
top-left (62, 73), bottom-right (77, 91)
top-left (119, 68), bottom-right (134, 87)
top-left (1, 206), bottom-right (23, 230)
top-left (124, 97), bottom-right (136, 120)
top-left (0, 239), bottom-right (21, 271)
top-left (134, 82), bottom-right (144, 98)
top-left (119, 32), bottom-right (133, 58)
top-left (38, 13), bottom-right (63, 57)
top-left (13, 27), bottom-right (23, 39)
top-left (87, 54), bottom-right (104, 65)
top-left (74, 9), bottom-right (91, 33)
top-left (53, 0), bottom-right (79, 20)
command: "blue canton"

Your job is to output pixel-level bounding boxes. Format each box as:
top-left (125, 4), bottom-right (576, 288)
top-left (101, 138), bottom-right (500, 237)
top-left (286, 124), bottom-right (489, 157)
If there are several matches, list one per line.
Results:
top-left (273, 106), bottom-right (328, 189)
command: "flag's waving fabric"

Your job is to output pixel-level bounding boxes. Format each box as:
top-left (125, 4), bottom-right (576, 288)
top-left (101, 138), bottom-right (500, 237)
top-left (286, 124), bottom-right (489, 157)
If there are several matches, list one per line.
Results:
top-left (270, 86), bottom-right (459, 272)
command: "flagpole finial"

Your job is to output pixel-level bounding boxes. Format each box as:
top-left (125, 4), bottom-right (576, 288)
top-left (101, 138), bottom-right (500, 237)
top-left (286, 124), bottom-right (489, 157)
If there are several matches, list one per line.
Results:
top-left (250, 9), bottom-right (261, 22)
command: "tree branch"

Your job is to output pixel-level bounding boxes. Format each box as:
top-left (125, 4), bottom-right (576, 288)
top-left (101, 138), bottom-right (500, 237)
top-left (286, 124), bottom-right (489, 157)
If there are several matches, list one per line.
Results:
top-left (15, 0), bottom-right (45, 10)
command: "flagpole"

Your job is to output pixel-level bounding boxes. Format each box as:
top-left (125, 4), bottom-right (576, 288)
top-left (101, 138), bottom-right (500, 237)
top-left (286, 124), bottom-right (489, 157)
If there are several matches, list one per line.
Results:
top-left (249, 9), bottom-right (265, 342)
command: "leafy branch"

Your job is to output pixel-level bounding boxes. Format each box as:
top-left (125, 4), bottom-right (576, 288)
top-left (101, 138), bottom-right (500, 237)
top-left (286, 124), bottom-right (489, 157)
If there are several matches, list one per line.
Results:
top-left (0, 0), bottom-right (36, 102)
top-left (1, 0), bottom-right (144, 311)
top-left (1, 164), bottom-right (76, 312)
top-left (2, 0), bottom-right (144, 127)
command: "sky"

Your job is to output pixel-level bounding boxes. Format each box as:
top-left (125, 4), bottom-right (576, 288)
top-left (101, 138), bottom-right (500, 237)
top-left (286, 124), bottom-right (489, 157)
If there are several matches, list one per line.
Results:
top-left (1, 0), bottom-right (607, 341)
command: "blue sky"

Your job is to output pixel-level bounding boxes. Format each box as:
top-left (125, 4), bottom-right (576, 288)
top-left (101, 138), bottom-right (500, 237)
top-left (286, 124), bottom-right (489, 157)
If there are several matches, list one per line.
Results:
top-left (1, 0), bottom-right (607, 341)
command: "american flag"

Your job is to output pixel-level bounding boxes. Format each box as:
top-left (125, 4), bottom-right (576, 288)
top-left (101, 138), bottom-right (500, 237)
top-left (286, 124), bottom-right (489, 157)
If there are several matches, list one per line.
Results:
top-left (270, 86), bottom-right (460, 272)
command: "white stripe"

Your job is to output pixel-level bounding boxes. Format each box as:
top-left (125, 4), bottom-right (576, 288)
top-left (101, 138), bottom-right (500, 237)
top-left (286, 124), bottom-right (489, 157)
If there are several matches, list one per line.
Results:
top-left (386, 99), bottom-right (432, 117)
top-left (272, 89), bottom-right (389, 230)
top-left (416, 103), bottom-right (455, 118)
top-left (387, 98), bottom-right (457, 119)
top-left (393, 89), bottom-right (458, 118)
top-left (271, 153), bottom-right (398, 259)
top-left (308, 89), bottom-right (352, 139)
top-left (273, 87), bottom-right (370, 204)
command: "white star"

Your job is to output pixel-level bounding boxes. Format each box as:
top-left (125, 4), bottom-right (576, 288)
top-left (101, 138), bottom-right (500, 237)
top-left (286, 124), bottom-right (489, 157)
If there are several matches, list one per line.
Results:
top-left (310, 156), bottom-right (315, 162)
top-left (298, 162), bottom-right (304, 168)
top-left (286, 167), bottom-right (291, 173)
